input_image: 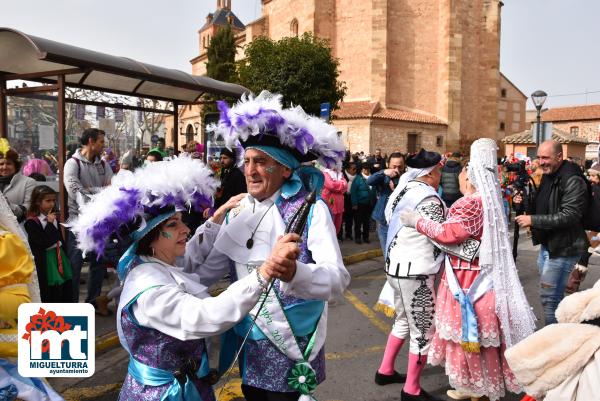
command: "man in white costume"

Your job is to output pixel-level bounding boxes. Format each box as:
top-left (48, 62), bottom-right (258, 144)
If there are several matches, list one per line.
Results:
top-left (185, 92), bottom-right (350, 401)
top-left (374, 149), bottom-right (445, 401)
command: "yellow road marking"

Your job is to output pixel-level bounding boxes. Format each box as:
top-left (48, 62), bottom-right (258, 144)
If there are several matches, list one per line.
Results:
top-left (343, 289), bottom-right (391, 335)
top-left (325, 344), bottom-right (384, 360)
top-left (215, 378), bottom-right (244, 401)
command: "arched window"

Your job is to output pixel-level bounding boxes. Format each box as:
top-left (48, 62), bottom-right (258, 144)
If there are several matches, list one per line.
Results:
top-left (290, 19), bottom-right (299, 37)
top-left (186, 124), bottom-right (194, 144)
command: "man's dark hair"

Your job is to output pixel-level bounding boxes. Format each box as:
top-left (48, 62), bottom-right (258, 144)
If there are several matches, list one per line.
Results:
top-left (157, 138), bottom-right (165, 144)
top-left (80, 128), bottom-right (104, 146)
top-left (147, 150), bottom-right (163, 162)
top-left (388, 152), bottom-right (405, 162)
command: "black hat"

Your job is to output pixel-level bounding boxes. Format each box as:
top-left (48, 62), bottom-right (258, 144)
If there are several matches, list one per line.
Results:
top-left (406, 148), bottom-right (442, 169)
top-left (220, 147), bottom-right (236, 159)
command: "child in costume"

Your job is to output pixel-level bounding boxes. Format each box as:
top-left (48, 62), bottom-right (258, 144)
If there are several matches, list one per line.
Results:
top-left (24, 185), bottom-right (73, 303)
top-left (70, 157), bottom-right (299, 401)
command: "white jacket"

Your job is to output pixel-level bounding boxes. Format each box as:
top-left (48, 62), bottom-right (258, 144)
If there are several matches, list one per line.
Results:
top-left (1, 173), bottom-right (36, 221)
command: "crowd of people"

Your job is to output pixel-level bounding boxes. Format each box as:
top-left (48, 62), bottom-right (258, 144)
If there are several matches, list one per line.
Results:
top-left (2, 90), bottom-right (600, 401)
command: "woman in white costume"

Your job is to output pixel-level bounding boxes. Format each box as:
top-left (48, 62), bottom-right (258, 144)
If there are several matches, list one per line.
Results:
top-left (70, 157), bottom-right (299, 401)
top-left (400, 139), bottom-right (536, 401)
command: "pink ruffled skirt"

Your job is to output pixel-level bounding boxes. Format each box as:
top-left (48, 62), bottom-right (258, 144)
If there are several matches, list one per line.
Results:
top-left (428, 272), bottom-right (522, 401)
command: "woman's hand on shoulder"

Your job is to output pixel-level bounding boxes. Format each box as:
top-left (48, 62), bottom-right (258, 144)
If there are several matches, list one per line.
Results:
top-left (210, 193), bottom-right (247, 224)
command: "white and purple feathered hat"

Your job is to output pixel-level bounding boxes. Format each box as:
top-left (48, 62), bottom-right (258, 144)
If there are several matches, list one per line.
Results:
top-left (207, 91), bottom-right (346, 170)
top-left (69, 157), bottom-right (218, 278)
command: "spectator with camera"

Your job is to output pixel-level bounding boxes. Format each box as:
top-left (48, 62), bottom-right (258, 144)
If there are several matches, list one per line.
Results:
top-left (367, 152), bottom-right (406, 251)
top-left (515, 140), bottom-right (589, 325)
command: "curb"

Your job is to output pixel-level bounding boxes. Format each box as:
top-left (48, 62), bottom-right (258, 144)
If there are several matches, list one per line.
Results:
top-left (96, 330), bottom-right (121, 355)
top-left (343, 248), bottom-right (383, 266)
top-left (95, 247), bottom-right (383, 354)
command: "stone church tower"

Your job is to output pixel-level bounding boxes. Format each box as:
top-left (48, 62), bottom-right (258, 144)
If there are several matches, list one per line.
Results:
top-left (186, 0), bottom-right (507, 155)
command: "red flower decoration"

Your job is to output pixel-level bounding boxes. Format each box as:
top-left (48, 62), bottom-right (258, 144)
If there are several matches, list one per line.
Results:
top-left (21, 308), bottom-right (72, 353)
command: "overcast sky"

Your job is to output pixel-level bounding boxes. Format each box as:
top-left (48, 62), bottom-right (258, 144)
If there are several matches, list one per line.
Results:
top-left (1, 0), bottom-right (597, 109)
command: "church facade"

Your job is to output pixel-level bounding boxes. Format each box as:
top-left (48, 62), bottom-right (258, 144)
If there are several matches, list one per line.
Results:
top-left (176, 0), bottom-right (518, 156)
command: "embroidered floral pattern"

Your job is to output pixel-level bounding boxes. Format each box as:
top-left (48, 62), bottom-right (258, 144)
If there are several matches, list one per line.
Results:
top-left (411, 278), bottom-right (436, 353)
top-left (119, 310), bottom-right (215, 401)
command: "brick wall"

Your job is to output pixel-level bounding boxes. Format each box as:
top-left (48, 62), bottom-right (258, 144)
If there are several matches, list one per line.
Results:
top-left (387, 0), bottom-right (441, 115)
top-left (370, 120), bottom-right (447, 155)
top-left (262, 0), bottom-right (316, 39)
top-left (498, 75), bottom-right (527, 141)
top-left (333, 119), bottom-right (371, 153)
top-left (334, 118), bottom-right (447, 155)
top-left (333, 0), bottom-right (373, 101)
top-left (552, 120), bottom-right (600, 143)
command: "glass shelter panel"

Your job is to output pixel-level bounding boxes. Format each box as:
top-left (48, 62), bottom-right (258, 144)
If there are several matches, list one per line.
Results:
top-left (7, 94), bottom-right (60, 192)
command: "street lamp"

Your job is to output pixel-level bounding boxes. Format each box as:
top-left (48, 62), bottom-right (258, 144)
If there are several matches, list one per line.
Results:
top-left (193, 121), bottom-right (200, 135)
top-left (531, 90), bottom-right (547, 146)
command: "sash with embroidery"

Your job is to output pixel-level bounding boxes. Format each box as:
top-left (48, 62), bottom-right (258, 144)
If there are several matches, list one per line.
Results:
top-left (444, 256), bottom-right (492, 353)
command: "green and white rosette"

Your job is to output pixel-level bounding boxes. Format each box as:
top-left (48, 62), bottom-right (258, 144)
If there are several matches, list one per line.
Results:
top-left (289, 362), bottom-right (318, 399)
top-left (287, 337), bottom-right (319, 400)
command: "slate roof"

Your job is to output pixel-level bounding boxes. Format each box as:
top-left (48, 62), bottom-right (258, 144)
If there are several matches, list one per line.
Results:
top-left (200, 8), bottom-right (245, 31)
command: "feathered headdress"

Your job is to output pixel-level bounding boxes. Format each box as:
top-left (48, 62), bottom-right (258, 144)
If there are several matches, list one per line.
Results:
top-left (207, 91), bottom-right (346, 169)
top-left (69, 157), bottom-right (218, 259)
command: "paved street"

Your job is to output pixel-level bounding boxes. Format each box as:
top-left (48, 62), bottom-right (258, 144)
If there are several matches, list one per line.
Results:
top-left (48, 231), bottom-right (600, 401)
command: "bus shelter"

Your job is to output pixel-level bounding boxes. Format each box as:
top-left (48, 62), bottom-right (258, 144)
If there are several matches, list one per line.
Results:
top-left (0, 27), bottom-right (249, 221)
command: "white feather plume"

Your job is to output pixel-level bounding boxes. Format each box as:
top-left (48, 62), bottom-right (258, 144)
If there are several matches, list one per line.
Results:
top-left (69, 157), bottom-right (218, 255)
top-left (208, 91), bottom-right (345, 169)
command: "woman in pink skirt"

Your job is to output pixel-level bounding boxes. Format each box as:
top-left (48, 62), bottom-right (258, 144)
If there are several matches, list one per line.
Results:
top-left (401, 139), bottom-right (536, 401)
top-left (322, 167), bottom-right (348, 235)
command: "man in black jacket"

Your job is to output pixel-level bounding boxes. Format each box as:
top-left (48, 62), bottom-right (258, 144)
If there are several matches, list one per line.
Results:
top-left (213, 147), bottom-right (247, 210)
top-left (516, 140), bottom-right (589, 325)
top-left (439, 152), bottom-right (462, 207)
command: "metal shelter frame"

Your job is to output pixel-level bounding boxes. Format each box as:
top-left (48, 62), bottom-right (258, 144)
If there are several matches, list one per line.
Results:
top-left (0, 28), bottom-right (249, 222)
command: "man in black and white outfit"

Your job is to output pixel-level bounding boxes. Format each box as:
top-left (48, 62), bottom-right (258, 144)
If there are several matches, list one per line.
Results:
top-left (374, 149), bottom-right (445, 401)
